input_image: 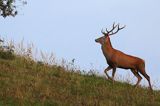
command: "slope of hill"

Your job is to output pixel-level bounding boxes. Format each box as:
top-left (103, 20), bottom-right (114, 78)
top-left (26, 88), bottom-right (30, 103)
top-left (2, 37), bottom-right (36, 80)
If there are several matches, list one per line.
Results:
top-left (0, 54), bottom-right (160, 106)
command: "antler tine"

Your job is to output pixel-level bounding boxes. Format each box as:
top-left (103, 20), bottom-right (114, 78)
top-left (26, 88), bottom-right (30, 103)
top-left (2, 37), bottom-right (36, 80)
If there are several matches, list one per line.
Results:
top-left (105, 28), bottom-right (109, 33)
top-left (106, 23), bottom-right (113, 33)
top-left (106, 22), bottom-right (118, 35)
top-left (117, 23), bottom-right (126, 30)
top-left (101, 29), bottom-right (106, 35)
top-left (113, 22), bottom-right (116, 28)
top-left (119, 25), bottom-right (126, 30)
top-left (109, 24), bottom-right (126, 35)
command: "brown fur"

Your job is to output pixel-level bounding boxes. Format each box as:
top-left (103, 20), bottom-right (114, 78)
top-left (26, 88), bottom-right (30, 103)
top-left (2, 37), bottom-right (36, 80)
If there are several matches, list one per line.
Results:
top-left (95, 35), bottom-right (152, 91)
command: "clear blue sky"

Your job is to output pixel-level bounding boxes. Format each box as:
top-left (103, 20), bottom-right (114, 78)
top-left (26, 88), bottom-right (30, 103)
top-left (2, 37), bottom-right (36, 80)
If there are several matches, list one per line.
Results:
top-left (0, 0), bottom-right (160, 89)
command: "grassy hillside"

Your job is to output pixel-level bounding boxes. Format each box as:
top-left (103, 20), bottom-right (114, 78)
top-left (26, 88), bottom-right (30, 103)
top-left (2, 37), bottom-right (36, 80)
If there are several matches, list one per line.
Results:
top-left (0, 41), bottom-right (160, 106)
top-left (0, 56), bottom-right (160, 106)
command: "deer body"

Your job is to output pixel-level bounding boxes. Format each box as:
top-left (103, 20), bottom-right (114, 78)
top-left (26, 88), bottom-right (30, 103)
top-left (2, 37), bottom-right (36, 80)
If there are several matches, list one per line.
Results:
top-left (95, 23), bottom-right (152, 91)
top-left (102, 37), bottom-right (144, 70)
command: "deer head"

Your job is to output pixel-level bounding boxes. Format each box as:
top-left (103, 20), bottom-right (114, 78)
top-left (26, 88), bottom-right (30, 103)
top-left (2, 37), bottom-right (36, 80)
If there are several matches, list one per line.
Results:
top-left (95, 23), bottom-right (126, 45)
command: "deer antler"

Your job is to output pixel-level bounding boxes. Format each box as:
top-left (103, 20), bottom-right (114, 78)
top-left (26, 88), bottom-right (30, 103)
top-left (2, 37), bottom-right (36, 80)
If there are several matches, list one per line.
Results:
top-left (101, 23), bottom-right (125, 36)
top-left (106, 22), bottom-right (118, 34)
top-left (109, 24), bottom-right (126, 35)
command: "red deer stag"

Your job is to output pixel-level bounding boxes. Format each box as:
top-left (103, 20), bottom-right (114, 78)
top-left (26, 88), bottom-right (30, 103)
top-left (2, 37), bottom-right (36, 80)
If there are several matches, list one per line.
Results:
top-left (95, 23), bottom-right (152, 91)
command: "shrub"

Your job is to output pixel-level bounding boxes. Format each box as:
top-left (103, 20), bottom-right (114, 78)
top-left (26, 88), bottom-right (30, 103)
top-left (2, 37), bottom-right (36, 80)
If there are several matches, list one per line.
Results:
top-left (0, 39), bottom-right (15, 60)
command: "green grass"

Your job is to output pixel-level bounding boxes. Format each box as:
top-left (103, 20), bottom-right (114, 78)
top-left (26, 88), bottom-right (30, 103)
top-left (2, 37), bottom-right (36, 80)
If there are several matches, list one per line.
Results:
top-left (0, 56), bottom-right (160, 106)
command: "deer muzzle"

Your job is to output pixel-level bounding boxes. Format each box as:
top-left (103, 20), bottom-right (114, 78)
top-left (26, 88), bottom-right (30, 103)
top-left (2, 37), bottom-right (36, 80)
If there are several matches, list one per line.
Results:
top-left (95, 39), bottom-right (98, 42)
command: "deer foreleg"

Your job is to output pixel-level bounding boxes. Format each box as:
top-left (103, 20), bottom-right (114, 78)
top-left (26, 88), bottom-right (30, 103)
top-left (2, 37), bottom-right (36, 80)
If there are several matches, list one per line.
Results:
top-left (104, 66), bottom-right (112, 80)
top-left (112, 68), bottom-right (116, 82)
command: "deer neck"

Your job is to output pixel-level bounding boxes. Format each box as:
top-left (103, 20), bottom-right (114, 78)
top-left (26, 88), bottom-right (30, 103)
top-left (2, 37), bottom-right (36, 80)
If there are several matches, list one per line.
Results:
top-left (101, 36), bottom-right (114, 59)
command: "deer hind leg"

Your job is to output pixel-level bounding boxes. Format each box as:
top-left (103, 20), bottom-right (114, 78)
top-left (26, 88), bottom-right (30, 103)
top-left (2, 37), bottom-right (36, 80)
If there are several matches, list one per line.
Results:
top-left (104, 66), bottom-right (112, 80)
top-left (131, 69), bottom-right (142, 88)
top-left (139, 69), bottom-right (153, 91)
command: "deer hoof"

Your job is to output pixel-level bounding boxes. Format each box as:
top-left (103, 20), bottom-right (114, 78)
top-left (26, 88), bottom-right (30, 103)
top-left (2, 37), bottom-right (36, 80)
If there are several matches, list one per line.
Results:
top-left (108, 77), bottom-right (112, 80)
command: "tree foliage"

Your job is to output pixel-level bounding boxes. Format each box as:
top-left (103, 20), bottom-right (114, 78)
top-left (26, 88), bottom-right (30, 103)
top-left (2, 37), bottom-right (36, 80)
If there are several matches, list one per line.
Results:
top-left (0, 0), bottom-right (26, 18)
